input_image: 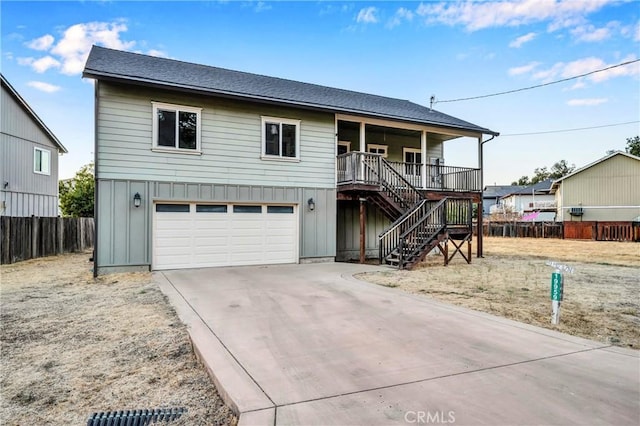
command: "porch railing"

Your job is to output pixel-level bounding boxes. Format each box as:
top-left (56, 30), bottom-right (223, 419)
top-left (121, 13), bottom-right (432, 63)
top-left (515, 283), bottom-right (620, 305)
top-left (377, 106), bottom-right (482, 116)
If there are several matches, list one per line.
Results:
top-left (338, 152), bottom-right (481, 192)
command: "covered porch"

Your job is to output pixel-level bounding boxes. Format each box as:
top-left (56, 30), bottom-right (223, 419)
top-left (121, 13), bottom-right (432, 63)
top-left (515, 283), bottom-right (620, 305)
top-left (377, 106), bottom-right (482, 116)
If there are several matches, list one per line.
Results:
top-left (335, 115), bottom-right (483, 194)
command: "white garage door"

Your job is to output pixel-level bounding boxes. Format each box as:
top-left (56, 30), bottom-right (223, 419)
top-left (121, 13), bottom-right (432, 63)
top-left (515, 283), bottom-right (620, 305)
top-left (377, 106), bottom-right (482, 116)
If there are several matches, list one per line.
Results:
top-left (153, 203), bottom-right (298, 270)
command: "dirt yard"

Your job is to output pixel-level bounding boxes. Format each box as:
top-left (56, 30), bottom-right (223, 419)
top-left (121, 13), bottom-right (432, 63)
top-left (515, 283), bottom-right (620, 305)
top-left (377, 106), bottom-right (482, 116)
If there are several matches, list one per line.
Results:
top-left (0, 253), bottom-right (236, 426)
top-left (360, 237), bottom-right (640, 349)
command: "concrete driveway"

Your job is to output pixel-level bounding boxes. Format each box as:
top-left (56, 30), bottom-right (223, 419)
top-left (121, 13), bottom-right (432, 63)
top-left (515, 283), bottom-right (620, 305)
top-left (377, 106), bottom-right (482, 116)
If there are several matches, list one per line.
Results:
top-left (156, 263), bottom-right (639, 426)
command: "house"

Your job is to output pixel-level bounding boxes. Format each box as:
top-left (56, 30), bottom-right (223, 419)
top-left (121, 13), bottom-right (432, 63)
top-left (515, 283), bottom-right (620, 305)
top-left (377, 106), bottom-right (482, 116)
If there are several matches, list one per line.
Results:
top-left (551, 151), bottom-right (640, 222)
top-left (1, 74), bottom-right (68, 217)
top-left (497, 179), bottom-right (556, 221)
top-left (82, 46), bottom-right (498, 274)
top-left (483, 184), bottom-right (526, 216)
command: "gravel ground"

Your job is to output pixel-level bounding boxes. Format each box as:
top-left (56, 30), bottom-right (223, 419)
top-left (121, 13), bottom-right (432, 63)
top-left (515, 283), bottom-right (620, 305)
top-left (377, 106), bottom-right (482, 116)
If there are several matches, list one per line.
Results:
top-left (0, 252), bottom-right (236, 426)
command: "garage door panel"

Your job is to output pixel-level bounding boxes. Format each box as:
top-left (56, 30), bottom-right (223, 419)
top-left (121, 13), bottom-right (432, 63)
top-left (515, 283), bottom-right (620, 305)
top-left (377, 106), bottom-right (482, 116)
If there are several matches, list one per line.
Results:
top-left (154, 203), bottom-right (297, 270)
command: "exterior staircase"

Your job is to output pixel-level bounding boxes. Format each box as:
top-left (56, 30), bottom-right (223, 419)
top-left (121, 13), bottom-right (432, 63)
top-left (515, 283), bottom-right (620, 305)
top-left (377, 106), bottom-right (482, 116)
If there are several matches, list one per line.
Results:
top-left (354, 156), bottom-right (472, 269)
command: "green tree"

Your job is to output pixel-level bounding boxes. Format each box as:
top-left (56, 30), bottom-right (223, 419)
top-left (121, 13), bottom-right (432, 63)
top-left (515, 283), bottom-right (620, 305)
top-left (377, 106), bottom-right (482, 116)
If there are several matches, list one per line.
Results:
top-left (513, 160), bottom-right (575, 186)
top-left (511, 176), bottom-right (531, 186)
top-left (625, 136), bottom-right (640, 156)
top-left (59, 163), bottom-right (94, 217)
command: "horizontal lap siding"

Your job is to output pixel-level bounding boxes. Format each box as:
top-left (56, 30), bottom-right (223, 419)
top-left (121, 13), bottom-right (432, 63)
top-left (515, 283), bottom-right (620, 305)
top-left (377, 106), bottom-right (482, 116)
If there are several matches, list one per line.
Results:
top-left (562, 155), bottom-right (640, 222)
top-left (97, 83), bottom-right (336, 188)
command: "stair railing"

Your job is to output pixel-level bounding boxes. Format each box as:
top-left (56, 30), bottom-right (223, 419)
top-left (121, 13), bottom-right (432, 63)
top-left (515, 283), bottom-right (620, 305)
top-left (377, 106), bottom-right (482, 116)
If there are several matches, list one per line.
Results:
top-left (379, 199), bottom-right (434, 261)
top-left (397, 198), bottom-right (448, 269)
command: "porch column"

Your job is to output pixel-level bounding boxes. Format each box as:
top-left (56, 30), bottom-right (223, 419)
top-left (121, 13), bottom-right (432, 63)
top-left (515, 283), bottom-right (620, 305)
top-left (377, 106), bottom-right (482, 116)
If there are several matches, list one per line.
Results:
top-left (359, 198), bottom-right (366, 263)
top-left (421, 131), bottom-right (427, 189)
top-left (477, 136), bottom-right (484, 258)
top-left (359, 122), bottom-right (366, 152)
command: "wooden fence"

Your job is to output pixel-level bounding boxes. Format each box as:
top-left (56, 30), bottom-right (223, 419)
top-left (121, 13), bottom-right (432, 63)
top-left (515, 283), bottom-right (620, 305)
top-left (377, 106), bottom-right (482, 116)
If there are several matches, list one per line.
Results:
top-left (477, 222), bottom-right (564, 239)
top-left (1, 216), bottom-right (95, 264)
top-left (476, 220), bottom-right (639, 242)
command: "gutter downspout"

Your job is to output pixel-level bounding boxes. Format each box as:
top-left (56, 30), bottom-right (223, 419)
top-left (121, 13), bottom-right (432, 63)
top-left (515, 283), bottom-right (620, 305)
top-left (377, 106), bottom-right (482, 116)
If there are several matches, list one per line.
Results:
top-left (478, 134), bottom-right (497, 258)
top-left (93, 80), bottom-right (99, 278)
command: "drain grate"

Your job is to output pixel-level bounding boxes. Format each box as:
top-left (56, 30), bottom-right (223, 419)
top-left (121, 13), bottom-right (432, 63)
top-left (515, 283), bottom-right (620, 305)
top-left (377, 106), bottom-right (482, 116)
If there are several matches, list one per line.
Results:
top-left (86, 407), bottom-right (187, 425)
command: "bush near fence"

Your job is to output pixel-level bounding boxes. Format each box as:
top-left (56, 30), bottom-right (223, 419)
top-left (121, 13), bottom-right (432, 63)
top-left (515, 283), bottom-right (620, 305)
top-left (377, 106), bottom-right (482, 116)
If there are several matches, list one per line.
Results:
top-left (475, 221), bottom-right (638, 242)
top-left (1, 216), bottom-right (94, 264)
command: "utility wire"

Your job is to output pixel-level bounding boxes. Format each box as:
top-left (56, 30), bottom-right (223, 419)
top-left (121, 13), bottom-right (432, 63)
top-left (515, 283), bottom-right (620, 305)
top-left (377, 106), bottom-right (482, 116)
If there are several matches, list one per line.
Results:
top-left (435, 59), bottom-right (640, 104)
top-left (500, 120), bottom-right (639, 137)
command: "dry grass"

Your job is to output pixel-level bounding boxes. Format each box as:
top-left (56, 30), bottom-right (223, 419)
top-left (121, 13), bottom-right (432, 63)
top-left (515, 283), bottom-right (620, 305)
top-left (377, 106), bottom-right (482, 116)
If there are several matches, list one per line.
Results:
top-left (360, 237), bottom-right (640, 349)
top-left (0, 253), bottom-right (236, 426)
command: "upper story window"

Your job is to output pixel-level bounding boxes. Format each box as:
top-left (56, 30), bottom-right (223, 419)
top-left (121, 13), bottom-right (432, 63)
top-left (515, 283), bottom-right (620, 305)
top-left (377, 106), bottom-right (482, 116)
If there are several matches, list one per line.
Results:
top-left (261, 116), bottom-right (301, 161)
top-left (152, 102), bottom-right (202, 153)
top-left (34, 147), bottom-right (51, 175)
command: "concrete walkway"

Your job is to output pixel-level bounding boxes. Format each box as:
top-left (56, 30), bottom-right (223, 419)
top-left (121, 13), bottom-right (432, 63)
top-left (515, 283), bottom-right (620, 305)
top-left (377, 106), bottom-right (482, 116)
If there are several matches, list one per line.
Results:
top-left (156, 263), bottom-right (639, 426)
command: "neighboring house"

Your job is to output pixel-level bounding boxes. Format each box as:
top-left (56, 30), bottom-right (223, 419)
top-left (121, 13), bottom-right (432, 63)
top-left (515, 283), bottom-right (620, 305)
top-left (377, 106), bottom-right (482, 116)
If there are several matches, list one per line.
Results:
top-left (483, 184), bottom-right (525, 216)
top-left (82, 46), bottom-right (498, 274)
top-left (498, 179), bottom-right (556, 221)
top-left (1, 74), bottom-right (68, 217)
top-left (551, 152), bottom-right (640, 222)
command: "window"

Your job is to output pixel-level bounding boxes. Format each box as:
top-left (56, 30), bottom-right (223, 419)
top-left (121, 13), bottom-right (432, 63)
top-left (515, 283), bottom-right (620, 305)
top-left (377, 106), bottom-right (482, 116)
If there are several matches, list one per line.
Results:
top-left (267, 206), bottom-right (294, 214)
top-left (34, 147), bottom-right (51, 175)
top-left (403, 148), bottom-right (422, 176)
top-left (233, 205), bottom-right (262, 213)
top-left (261, 116), bottom-right (301, 160)
top-left (152, 102), bottom-right (202, 152)
top-left (156, 204), bottom-right (190, 212)
top-left (196, 204), bottom-right (227, 213)
top-left (367, 144), bottom-right (388, 158)
top-left (337, 141), bottom-right (351, 155)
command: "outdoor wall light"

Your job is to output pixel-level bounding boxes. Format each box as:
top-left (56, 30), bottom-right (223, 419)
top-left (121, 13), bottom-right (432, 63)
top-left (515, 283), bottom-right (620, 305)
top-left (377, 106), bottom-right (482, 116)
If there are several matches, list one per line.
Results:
top-left (307, 198), bottom-right (315, 211)
top-left (133, 192), bottom-right (142, 208)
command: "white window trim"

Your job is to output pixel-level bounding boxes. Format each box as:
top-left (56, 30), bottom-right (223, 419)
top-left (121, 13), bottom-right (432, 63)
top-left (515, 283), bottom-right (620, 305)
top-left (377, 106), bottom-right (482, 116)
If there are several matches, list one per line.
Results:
top-left (367, 144), bottom-right (388, 158)
top-left (151, 101), bottom-right (202, 154)
top-left (33, 147), bottom-right (51, 175)
top-left (338, 141), bottom-right (351, 153)
top-left (403, 147), bottom-right (422, 162)
top-left (261, 116), bottom-right (301, 161)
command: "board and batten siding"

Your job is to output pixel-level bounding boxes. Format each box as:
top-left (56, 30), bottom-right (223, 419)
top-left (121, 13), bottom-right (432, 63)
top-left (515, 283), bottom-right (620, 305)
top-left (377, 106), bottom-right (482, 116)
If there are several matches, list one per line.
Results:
top-left (336, 200), bottom-right (390, 261)
top-left (96, 82), bottom-right (336, 188)
top-left (556, 154), bottom-right (640, 222)
top-left (95, 179), bottom-right (336, 272)
top-left (1, 83), bottom-right (60, 217)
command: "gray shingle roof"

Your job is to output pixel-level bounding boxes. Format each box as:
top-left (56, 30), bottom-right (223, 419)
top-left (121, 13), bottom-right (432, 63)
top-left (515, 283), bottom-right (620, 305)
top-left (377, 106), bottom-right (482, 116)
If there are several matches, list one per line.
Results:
top-left (83, 46), bottom-right (498, 136)
top-left (483, 185), bottom-right (525, 198)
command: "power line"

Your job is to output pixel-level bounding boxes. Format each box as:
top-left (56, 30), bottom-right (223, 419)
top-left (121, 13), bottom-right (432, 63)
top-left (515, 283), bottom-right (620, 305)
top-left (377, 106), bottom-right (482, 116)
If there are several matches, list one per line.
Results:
top-left (435, 59), bottom-right (640, 104)
top-left (500, 120), bottom-right (639, 137)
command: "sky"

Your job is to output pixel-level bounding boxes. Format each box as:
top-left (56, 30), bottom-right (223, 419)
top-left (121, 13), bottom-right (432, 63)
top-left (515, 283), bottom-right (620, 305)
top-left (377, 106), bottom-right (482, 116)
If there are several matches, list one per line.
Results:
top-left (1, 0), bottom-right (639, 185)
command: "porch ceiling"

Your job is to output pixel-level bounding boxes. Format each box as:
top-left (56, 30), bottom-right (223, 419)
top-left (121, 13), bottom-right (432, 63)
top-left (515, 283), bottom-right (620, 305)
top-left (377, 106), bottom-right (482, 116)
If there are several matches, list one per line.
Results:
top-left (338, 120), bottom-right (461, 141)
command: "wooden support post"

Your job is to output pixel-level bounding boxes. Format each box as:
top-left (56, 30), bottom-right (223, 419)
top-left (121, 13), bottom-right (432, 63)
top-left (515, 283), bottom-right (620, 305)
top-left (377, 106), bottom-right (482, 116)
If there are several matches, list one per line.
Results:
top-left (467, 238), bottom-right (472, 263)
top-left (359, 198), bottom-right (366, 264)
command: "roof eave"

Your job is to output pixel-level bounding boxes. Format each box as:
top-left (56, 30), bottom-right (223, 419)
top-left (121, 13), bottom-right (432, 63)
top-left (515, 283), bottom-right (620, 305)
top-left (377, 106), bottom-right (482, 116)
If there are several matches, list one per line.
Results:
top-left (1, 74), bottom-right (68, 153)
top-left (83, 69), bottom-right (499, 137)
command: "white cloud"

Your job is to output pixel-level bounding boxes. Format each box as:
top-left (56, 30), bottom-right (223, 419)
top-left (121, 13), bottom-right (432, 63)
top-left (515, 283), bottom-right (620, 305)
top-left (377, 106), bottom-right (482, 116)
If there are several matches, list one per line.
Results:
top-left (509, 32), bottom-right (537, 48)
top-left (254, 1), bottom-right (271, 13)
top-left (531, 55), bottom-right (639, 84)
top-left (570, 21), bottom-right (618, 42)
top-left (416, 0), bottom-right (615, 32)
top-left (387, 7), bottom-right (414, 28)
top-left (356, 7), bottom-right (378, 24)
top-left (146, 49), bottom-right (169, 58)
top-left (19, 21), bottom-right (143, 77)
top-left (32, 56), bottom-right (61, 73)
top-left (567, 98), bottom-right (608, 106)
top-left (508, 61), bottom-right (540, 75)
top-left (634, 22), bottom-right (640, 41)
top-left (27, 34), bottom-right (55, 51)
top-left (27, 81), bottom-right (61, 93)
top-left (50, 21), bottom-right (136, 75)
